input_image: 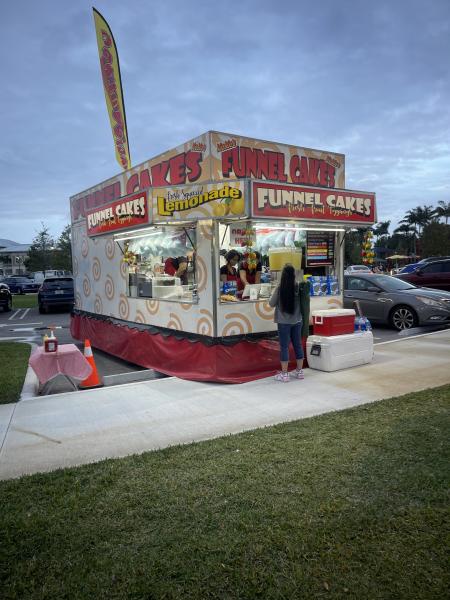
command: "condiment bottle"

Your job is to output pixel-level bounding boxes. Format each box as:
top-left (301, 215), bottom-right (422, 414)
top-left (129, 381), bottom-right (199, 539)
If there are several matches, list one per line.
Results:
top-left (44, 328), bottom-right (58, 353)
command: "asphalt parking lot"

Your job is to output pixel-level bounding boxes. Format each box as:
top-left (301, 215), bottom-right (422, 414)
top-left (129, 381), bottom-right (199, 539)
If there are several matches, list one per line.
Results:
top-left (1, 298), bottom-right (448, 345)
top-left (1, 295), bottom-right (449, 394)
top-left (0, 301), bottom-right (146, 378)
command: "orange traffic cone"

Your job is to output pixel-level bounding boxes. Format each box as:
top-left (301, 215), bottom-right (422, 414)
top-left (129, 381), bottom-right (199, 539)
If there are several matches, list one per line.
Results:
top-left (78, 339), bottom-right (103, 389)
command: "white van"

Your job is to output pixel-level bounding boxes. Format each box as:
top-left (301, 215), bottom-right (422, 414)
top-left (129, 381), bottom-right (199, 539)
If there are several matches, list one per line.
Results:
top-left (32, 270), bottom-right (72, 283)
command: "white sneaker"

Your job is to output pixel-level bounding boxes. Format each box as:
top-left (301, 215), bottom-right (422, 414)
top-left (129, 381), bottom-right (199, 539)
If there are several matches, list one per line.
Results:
top-left (292, 368), bottom-right (304, 380)
top-left (274, 371), bottom-right (290, 382)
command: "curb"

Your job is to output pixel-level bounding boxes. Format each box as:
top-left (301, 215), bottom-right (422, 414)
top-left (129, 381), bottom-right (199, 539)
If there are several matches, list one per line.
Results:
top-left (20, 349), bottom-right (167, 400)
top-left (20, 343), bottom-right (39, 401)
top-left (103, 369), bottom-right (169, 387)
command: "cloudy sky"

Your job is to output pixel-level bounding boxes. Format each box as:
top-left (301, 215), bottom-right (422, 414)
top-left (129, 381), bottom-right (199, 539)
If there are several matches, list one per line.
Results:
top-left (1, 0), bottom-right (449, 243)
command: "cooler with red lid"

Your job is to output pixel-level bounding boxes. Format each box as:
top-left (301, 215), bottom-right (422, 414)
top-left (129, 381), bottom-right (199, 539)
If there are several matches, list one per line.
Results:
top-left (307, 331), bottom-right (374, 372)
top-left (312, 309), bottom-right (355, 337)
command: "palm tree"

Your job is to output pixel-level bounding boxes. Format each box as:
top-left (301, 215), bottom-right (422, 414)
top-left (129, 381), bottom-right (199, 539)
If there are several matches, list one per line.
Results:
top-left (419, 205), bottom-right (437, 231)
top-left (373, 221), bottom-right (391, 242)
top-left (394, 223), bottom-right (415, 255)
top-left (399, 206), bottom-right (437, 258)
top-left (436, 200), bottom-right (450, 225)
top-left (400, 208), bottom-right (418, 233)
top-left (399, 210), bottom-right (420, 256)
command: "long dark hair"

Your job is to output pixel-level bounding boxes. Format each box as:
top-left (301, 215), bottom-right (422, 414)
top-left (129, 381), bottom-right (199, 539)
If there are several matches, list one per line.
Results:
top-left (279, 264), bottom-right (296, 314)
top-left (225, 250), bottom-right (240, 264)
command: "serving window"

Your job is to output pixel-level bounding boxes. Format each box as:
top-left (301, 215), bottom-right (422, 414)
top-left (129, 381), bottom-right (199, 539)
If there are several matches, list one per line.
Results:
top-left (218, 220), bottom-right (342, 302)
top-left (115, 225), bottom-right (197, 302)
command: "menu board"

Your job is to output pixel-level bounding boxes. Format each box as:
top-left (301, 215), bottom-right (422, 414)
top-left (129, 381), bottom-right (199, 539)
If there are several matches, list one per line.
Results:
top-left (306, 232), bottom-right (335, 266)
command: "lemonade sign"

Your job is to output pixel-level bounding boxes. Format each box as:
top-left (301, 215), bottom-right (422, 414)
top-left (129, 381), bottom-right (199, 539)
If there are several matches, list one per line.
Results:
top-left (152, 182), bottom-right (246, 222)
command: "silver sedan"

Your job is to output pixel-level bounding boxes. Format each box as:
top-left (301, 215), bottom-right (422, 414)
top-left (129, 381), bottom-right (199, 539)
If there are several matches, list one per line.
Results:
top-left (343, 273), bottom-right (450, 330)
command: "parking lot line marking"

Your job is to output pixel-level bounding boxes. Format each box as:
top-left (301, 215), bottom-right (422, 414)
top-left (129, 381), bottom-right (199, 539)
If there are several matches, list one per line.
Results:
top-left (9, 310), bottom-right (21, 320)
top-left (19, 308), bottom-right (30, 319)
top-left (375, 328), bottom-right (450, 345)
top-left (0, 322), bottom-right (42, 328)
top-left (0, 336), bottom-right (33, 341)
top-left (10, 328), bottom-right (37, 332)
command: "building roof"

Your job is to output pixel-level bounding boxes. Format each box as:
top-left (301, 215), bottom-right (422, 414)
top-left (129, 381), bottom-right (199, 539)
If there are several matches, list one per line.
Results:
top-left (0, 238), bottom-right (21, 248)
top-left (0, 244), bottom-right (31, 253)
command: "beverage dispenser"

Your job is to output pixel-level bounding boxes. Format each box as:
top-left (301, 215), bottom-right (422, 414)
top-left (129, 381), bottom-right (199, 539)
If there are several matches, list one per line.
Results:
top-left (268, 247), bottom-right (302, 285)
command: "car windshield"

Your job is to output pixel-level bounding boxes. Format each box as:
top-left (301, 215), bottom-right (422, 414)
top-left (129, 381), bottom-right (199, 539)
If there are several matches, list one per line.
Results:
top-left (371, 275), bottom-right (417, 291)
top-left (350, 265), bottom-right (370, 270)
top-left (43, 278), bottom-right (74, 289)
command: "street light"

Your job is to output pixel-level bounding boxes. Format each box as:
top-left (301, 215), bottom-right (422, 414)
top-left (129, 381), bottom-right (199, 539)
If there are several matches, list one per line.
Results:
top-left (15, 256), bottom-right (24, 275)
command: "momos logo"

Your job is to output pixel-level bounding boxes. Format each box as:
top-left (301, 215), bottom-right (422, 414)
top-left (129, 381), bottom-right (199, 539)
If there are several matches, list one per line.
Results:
top-left (156, 185), bottom-right (243, 217)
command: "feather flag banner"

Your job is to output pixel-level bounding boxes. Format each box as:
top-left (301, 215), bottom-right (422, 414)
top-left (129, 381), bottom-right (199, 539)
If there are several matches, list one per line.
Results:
top-left (93, 8), bottom-right (131, 171)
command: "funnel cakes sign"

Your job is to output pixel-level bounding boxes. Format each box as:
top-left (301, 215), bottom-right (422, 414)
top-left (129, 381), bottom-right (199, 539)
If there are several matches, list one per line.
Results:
top-left (71, 131), bottom-right (346, 222)
top-left (252, 182), bottom-right (376, 224)
top-left (86, 191), bottom-right (149, 236)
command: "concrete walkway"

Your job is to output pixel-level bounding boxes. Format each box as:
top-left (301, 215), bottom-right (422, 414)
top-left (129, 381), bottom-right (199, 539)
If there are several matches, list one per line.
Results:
top-left (1, 329), bottom-right (449, 480)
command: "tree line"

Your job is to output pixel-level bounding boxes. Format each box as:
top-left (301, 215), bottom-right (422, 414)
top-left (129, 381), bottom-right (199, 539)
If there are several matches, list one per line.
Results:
top-left (24, 224), bottom-right (72, 274)
top-left (345, 201), bottom-right (450, 265)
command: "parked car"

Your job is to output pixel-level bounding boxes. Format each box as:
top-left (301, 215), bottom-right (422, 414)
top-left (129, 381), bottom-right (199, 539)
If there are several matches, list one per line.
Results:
top-left (0, 283), bottom-right (12, 312)
top-left (1, 277), bottom-right (40, 294)
top-left (394, 259), bottom-right (450, 292)
top-left (344, 265), bottom-right (372, 275)
top-left (33, 270), bottom-right (72, 284)
top-left (343, 273), bottom-right (450, 330)
top-left (416, 255), bottom-right (450, 265)
top-left (38, 277), bottom-right (75, 313)
top-left (398, 262), bottom-right (420, 274)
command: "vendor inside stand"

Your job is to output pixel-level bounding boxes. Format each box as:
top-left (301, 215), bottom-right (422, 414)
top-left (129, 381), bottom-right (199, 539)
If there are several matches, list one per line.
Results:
top-left (218, 221), bottom-right (342, 303)
top-left (116, 225), bottom-right (197, 302)
top-left (238, 250), bottom-right (262, 291)
top-left (164, 256), bottom-right (189, 284)
top-left (220, 250), bottom-right (241, 284)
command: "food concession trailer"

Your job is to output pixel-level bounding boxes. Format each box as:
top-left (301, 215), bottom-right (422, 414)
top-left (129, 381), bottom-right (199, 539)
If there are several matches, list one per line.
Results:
top-left (70, 131), bottom-right (376, 382)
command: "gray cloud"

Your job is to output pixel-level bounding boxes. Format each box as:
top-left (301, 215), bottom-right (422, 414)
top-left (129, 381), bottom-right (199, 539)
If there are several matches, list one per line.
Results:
top-left (0, 0), bottom-right (449, 242)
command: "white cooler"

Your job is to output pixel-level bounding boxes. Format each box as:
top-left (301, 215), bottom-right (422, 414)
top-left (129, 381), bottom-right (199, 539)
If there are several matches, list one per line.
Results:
top-left (307, 331), bottom-right (374, 372)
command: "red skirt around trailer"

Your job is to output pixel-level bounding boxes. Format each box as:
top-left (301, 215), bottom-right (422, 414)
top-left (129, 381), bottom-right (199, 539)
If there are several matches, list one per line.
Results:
top-left (71, 313), bottom-right (307, 384)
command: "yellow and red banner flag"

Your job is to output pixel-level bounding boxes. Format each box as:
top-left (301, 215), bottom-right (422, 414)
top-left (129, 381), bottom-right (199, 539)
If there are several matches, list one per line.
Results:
top-left (93, 8), bottom-right (131, 171)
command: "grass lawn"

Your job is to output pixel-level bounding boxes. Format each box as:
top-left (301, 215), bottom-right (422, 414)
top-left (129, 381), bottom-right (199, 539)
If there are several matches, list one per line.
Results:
top-left (0, 386), bottom-right (449, 599)
top-left (12, 294), bottom-right (37, 309)
top-left (0, 342), bottom-right (31, 404)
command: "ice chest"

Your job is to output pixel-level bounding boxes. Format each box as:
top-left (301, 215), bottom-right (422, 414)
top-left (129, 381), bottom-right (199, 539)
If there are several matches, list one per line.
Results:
top-left (312, 309), bottom-right (355, 336)
top-left (307, 331), bottom-right (373, 372)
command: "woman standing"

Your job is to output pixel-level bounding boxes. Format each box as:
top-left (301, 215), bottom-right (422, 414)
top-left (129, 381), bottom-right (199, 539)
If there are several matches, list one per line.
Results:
top-left (269, 264), bottom-right (310, 382)
top-left (238, 250), bottom-right (262, 291)
top-left (220, 250), bottom-right (241, 284)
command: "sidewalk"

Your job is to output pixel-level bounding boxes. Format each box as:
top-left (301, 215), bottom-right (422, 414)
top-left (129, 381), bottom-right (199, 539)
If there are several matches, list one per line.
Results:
top-left (1, 329), bottom-right (449, 480)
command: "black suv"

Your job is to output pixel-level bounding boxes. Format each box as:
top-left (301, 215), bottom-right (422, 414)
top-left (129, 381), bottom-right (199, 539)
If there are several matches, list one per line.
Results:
top-left (0, 283), bottom-right (12, 312)
top-left (38, 277), bottom-right (75, 313)
top-left (2, 277), bottom-right (40, 294)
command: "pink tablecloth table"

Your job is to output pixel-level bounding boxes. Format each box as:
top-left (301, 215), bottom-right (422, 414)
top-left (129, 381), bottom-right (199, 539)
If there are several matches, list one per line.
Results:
top-left (29, 344), bottom-right (92, 391)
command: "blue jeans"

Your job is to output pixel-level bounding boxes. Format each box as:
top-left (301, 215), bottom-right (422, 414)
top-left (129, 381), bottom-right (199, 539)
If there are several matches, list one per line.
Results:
top-left (277, 322), bottom-right (304, 362)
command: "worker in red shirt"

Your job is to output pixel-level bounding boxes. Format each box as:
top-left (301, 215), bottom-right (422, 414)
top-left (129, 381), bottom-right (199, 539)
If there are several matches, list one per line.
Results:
top-left (164, 256), bottom-right (188, 284)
